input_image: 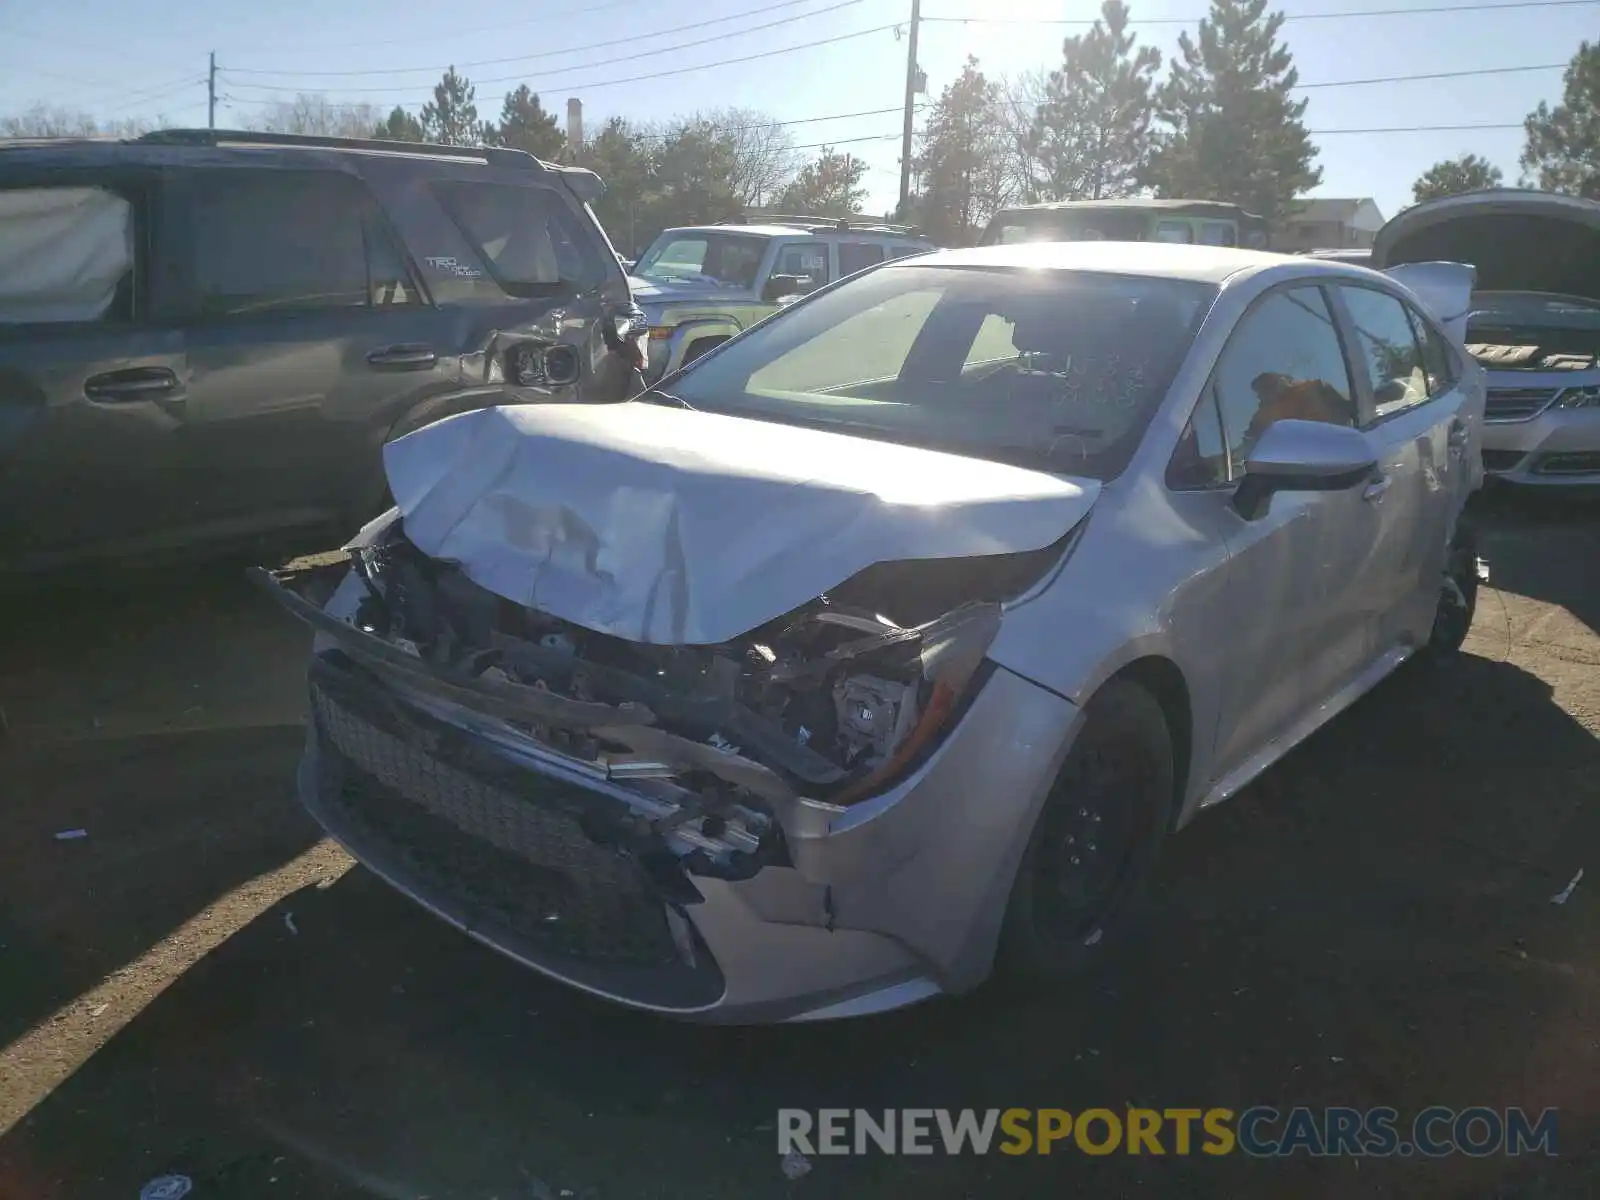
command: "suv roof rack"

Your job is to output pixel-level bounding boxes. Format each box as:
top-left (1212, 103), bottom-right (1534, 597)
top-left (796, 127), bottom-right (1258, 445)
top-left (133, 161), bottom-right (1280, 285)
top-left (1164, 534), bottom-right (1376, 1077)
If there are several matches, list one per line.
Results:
top-left (717, 212), bottom-right (926, 238)
top-left (133, 128), bottom-right (547, 171)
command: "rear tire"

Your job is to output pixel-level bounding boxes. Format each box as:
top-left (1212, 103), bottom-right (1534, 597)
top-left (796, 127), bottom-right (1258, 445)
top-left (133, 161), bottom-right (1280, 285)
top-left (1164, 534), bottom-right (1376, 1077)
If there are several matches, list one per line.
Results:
top-left (1421, 514), bottom-right (1481, 661)
top-left (999, 679), bottom-right (1175, 983)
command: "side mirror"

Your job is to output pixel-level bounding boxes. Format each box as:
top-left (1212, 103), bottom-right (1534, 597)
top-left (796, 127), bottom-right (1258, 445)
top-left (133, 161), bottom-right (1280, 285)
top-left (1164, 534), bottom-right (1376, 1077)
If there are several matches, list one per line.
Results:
top-left (1233, 419), bottom-right (1377, 520)
top-left (762, 274), bottom-right (809, 303)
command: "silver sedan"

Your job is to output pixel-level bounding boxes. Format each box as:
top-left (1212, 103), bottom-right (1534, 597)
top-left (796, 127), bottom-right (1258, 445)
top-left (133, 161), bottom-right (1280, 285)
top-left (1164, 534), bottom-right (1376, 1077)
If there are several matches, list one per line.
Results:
top-left (262, 241), bottom-right (1487, 1024)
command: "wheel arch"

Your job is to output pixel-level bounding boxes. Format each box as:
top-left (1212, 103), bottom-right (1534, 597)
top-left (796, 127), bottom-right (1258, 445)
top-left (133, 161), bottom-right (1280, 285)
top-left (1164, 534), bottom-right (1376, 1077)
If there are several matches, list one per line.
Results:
top-left (1099, 655), bottom-right (1194, 831)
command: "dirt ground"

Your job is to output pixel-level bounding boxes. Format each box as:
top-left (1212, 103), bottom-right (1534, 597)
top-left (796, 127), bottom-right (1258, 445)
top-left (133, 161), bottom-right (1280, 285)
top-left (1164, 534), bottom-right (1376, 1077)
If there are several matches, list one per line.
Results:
top-left (2, 487), bottom-right (1598, 1200)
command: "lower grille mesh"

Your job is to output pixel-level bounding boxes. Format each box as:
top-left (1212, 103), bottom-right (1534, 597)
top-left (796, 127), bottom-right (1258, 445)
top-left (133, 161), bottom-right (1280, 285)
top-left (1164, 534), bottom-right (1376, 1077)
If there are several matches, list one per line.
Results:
top-left (312, 686), bottom-right (680, 967)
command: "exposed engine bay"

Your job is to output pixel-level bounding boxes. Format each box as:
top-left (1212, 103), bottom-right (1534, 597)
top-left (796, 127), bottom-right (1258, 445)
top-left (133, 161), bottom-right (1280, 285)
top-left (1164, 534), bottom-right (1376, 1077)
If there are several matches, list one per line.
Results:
top-left (258, 520), bottom-right (1069, 880)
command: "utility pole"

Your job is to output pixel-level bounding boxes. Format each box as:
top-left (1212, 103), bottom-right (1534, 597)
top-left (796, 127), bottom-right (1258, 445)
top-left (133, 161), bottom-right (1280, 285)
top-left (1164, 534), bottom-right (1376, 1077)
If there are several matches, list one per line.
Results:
top-left (896, 0), bottom-right (921, 218)
top-left (208, 52), bottom-right (217, 129)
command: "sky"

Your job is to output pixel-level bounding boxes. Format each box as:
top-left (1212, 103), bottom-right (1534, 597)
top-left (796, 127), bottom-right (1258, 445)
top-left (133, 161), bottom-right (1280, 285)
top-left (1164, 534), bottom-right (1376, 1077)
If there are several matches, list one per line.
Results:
top-left (1, 0), bottom-right (1592, 222)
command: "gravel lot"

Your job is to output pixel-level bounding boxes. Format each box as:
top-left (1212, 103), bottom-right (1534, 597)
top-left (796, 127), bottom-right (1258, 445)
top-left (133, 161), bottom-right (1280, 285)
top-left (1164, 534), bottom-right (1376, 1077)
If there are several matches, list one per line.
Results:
top-left (2, 487), bottom-right (1597, 1199)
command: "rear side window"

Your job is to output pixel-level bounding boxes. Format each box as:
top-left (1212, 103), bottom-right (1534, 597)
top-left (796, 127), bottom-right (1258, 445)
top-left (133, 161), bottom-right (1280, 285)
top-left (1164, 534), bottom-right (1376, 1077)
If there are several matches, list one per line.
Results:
top-left (1338, 285), bottom-right (1430, 419)
top-left (433, 180), bottom-right (606, 296)
top-left (838, 242), bottom-right (885, 276)
top-left (0, 185), bottom-right (135, 326)
top-left (1153, 221), bottom-right (1193, 244)
top-left (1407, 305), bottom-right (1458, 397)
top-left (187, 170), bottom-right (416, 317)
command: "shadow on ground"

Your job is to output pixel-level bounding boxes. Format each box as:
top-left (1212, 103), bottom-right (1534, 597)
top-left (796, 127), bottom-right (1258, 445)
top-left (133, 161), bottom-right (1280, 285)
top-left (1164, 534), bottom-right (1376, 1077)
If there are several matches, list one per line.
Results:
top-left (3, 643), bottom-right (1596, 1198)
top-left (1471, 485), bottom-right (1600, 637)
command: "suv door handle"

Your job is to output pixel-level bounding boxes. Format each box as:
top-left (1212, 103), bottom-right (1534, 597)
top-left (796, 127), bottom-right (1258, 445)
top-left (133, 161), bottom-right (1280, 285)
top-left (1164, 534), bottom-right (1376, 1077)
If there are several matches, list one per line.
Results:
top-left (367, 344), bottom-right (438, 370)
top-left (1448, 419), bottom-right (1469, 449)
top-left (1363, 474), bottom-right (1393, 503)
top-left (84, 367), bottom-right (180, 402)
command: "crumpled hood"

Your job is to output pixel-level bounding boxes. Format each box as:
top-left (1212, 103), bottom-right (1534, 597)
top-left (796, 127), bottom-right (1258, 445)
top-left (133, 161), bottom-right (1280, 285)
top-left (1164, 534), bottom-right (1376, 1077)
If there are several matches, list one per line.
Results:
top-left (381, 402), bottom-right (1099, 645)
top-left (628, 275), bottom-right (755, 309)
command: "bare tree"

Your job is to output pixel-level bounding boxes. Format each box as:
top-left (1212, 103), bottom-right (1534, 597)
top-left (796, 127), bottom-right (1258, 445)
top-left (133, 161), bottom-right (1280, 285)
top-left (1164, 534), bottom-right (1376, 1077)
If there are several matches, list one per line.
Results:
top-left (249, 93), bottom-right (384, 138)
top-left (697, 107), bottom-right (799, 207)
top-left (1, 104), bottom-right (151, 139)
top-left (993, 69), bottom-right (1048, 203)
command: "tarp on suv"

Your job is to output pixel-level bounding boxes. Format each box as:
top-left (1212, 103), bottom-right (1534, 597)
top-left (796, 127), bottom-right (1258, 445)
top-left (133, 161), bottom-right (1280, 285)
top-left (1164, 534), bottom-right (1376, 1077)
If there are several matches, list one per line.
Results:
top-left (0, 186), bottom-right (132, 323)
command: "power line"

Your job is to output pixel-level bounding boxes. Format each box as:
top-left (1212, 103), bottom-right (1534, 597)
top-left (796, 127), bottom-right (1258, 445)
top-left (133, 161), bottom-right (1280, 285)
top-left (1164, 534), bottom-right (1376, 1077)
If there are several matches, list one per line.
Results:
top-left (226, 0), bottom-right (638, 54)
top-left (223, 8), bottom-right (885, 94)
top-left (219, 52), bottom-right (1569, 111)
top-left (923, 0), bottom-right (1595, 23)
top-left (1299, 61), bottom-right (1565, 88)
top-left (100, 78), bottom-right (207, 115)
top-left (219, 22), bottom-right (902, 98)
top-left (224, 0), bottom-right (858, 78)
top-left (1310, 121), bottom-right (1525, 132)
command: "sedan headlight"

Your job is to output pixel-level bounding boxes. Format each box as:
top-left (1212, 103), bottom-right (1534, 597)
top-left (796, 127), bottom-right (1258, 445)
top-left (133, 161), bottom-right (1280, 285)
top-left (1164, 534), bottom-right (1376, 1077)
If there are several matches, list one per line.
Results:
top-left (1556, 385), bottom-right (1600, 410)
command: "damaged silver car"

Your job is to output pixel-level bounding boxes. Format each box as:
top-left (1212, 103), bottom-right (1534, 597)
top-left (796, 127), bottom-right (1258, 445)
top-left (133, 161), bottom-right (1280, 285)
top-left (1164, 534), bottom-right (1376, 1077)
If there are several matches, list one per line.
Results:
top-left (259, 241), bottom-right (1486, 1024)
top-left (1373, 188), bottom-right (1600, 486)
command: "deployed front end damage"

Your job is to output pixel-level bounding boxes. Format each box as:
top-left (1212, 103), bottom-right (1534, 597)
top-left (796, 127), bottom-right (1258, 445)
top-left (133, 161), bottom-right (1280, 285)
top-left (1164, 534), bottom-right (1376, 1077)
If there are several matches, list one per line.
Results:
top-left (261, 404), bottom-right (1094, 1022)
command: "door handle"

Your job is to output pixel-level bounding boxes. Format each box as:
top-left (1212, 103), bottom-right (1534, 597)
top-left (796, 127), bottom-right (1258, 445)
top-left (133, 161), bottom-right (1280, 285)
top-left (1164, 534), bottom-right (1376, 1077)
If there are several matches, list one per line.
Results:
top-left (366, 344), bottom-right (438, 370)
top-left (84, 367), bottom-right (179, 402)
top-left (1363, 474), bottom-right (1393, 503)
top-left (1448, 419), bottom-right (1469, 449)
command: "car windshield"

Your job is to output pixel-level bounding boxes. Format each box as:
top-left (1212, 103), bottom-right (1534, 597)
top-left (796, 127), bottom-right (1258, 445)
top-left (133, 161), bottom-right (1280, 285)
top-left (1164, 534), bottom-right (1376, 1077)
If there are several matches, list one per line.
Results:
top-left (634, 232), bottom-right (767, 288)
top-left (656, 264), bottom-right (1217, 479)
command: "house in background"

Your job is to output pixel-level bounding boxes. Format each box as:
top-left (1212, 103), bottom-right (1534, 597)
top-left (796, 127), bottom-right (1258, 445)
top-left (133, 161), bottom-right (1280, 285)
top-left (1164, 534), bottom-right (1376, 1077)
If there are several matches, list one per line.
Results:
top-left (1278, 197), bottom-right (1386, 250)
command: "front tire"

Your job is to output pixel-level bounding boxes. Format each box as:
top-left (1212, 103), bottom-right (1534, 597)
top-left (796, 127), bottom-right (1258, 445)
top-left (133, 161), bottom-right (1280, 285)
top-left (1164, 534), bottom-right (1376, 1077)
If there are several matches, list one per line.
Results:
top-left (999, 679), bottom-right (1175, 983)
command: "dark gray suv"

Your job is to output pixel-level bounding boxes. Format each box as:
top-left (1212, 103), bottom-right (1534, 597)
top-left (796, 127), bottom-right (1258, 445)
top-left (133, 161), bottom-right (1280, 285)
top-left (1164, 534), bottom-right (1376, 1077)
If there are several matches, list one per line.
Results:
top-left (0, 129), bottom-right (645, 574)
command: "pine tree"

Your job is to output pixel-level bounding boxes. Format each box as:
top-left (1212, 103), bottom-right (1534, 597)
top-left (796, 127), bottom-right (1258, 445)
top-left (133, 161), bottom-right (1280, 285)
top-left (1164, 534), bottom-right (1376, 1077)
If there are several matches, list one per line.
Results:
top-left (911, 57), bottom-right (1009, 244)
top-left (494, 85), bottom-right (565, 160)
top-left (1520, 41), bottom-right (1600, 197)
top-left (1143, 0), bottom-right (1321, 230)
top-left (1031, 0), bottom-right (1161, 201)
top-left (372, 106), bottom-right (424, 143)
top-left (420, 67), bottom-right (486, 146)
top-left (1411, 154), bottom-right (1503, 203)
top-left (774, 148), bottom-right (868, 215)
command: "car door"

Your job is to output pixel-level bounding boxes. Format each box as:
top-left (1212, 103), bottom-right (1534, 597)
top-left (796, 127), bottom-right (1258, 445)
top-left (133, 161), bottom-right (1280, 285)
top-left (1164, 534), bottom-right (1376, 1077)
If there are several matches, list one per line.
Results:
top-left (164, 165), bottom-right (452, 537)
top-left (1331, 281), bottom-right (1470, 650)
top-left (0, 169), bottom-right (194, 569)
top-left (1174, 283), bottom-right (1387, 779)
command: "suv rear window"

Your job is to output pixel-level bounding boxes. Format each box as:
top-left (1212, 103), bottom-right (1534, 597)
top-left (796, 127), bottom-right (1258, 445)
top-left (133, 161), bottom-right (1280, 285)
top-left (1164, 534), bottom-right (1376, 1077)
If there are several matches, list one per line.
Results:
top-left (433, 181), bottom-right (607, 297)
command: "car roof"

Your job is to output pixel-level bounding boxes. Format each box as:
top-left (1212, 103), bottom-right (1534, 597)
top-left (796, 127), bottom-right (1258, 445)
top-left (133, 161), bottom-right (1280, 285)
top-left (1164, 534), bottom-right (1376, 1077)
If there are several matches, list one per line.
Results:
top-left (0, 129), bottom-right (574, 179)
top-left (888, 241), bottom-right (1295, 284)
top-left (993, 198), bottom-right (1258, 217)
top-left (659, 224), bottom-right (930, 241)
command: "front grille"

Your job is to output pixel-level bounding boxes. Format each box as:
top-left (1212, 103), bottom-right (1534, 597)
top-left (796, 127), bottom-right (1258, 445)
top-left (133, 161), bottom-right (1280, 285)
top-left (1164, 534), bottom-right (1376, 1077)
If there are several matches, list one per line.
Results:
top-left (311, 684), bottom-right (682, 968)
top-left (1481, 449), bottom-right (1526, 473)
top-left (1485, 387), bottom-right (1559, 422)
top-left (1534, 451), bottom-right (1600, 476)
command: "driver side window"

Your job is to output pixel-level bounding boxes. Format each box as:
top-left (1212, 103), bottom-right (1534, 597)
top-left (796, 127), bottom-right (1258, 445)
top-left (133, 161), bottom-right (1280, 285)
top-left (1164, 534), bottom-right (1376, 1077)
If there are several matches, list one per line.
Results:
top-left (1170, 285), bottom-right (1356, 487)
